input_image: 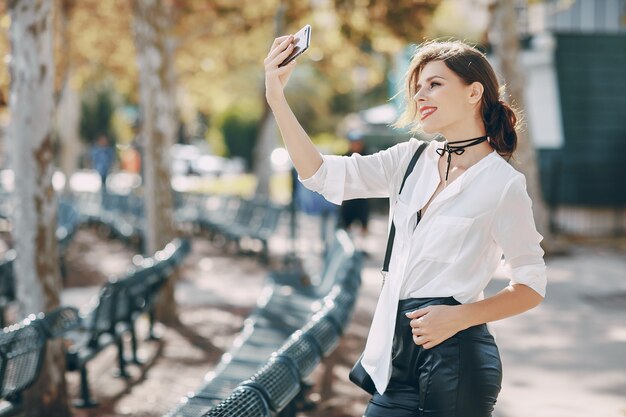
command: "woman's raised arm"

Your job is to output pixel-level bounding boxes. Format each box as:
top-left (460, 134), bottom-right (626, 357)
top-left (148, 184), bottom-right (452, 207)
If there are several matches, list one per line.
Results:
top-left (264, 34), bottom-right (323, 180)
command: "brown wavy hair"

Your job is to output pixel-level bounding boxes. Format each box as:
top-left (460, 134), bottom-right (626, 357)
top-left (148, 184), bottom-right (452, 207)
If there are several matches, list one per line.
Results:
top-left (394, 40), bottom-right (519, 160)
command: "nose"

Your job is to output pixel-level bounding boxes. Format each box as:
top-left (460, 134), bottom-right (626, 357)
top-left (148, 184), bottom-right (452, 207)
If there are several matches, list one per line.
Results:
top-left (413, 87), bottom-right (426, 102)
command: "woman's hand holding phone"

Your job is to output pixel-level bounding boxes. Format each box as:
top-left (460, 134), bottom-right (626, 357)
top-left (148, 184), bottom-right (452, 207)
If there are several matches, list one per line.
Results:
top-left (264, 35), bottom-right (298, 106)
top-left (264, 35), bottom-right (298, 105)
top-left (263, 26), bottom-right (324, 183)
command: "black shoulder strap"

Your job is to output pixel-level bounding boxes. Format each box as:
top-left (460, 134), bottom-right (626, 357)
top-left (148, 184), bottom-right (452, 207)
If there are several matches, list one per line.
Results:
top-left (382, 141), bottom-right (428, 274)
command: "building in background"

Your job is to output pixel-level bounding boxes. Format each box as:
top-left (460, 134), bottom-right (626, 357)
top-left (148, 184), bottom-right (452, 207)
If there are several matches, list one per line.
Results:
top-left (347, 0), bottom-right (626, 237)
top-left (517, 0), bottom-right (626, 236)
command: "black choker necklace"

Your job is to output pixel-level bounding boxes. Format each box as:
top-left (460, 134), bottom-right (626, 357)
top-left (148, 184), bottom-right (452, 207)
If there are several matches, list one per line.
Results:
top-left (435, 135), bottom-right (489, 182)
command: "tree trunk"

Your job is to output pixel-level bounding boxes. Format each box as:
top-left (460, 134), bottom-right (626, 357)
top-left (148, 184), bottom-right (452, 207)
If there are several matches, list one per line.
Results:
top-left (488, 0), bottom-right (553, 248)
top-left (253, 106), bottom-right (279, 198)
top-left (8, 0), bottom-right (71, 416)
top-left (56, 78), bottom-right (82, 181)
top-left (132, 0), bottom-right (178, 323)
top-left (253, 4), bottom-right (285, 199)
top-left (55, 0), bottom-right (81, 183)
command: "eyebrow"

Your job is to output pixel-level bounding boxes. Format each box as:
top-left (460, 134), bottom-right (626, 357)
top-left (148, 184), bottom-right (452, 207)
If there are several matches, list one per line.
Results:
top-left (416, 75), bottom-right (445, 90)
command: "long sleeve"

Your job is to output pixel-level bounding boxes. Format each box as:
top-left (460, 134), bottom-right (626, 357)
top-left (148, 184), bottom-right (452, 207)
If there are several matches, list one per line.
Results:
top-left (490, 174), bottom-right (547, 297)
top-left (299, 139), bottom-right (418, 205)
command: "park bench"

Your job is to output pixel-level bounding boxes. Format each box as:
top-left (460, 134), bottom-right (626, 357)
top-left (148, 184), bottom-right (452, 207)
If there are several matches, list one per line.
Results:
top-left (0, 317), bottom-right (47, 417)
top-left (208, 198), bottom-right (256, 242)
top-left (178, 193), bottom-right (282, 262)
top-left (217, 200), bottom-right (284, 263)
top-left (164, 230), bottom-right (361, 417)
top-left (0, 306), bottom-right (96, 416)
top-left (58, 238), bottom-right (190, 407)
top-left (98, 192), bottom-right (144, 250)
top-left (0, 190), bottom-right (11, 221)
top-left (0, 252), bottom-right (15, 329)
top-left (124, 238), bottom-right (191, 354)
top-left (61, 279), bottom-right (132, 407)
top-left (56, 198), bottom-right (80, 252)
top-left (196, 195), bottom-right (242, 237)
top-left (251, 230), bottom-right (359, 334)
top-left (173, 191), bottom-right (211, 232)
top-left (57, 198), bottom-right (81, 280)
top-left (71, 190), bottom-right (144, 250)
top-left (167, 297), bottom-right (357, 417)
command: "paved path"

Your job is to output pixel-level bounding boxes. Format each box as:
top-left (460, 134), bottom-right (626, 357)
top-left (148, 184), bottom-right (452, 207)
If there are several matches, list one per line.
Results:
top-left (486, 246), bottom-right (626, 417)
top-left (349, 214), bottom-right (626, 417)
top-left (58, 212), bottom-right (626, 416)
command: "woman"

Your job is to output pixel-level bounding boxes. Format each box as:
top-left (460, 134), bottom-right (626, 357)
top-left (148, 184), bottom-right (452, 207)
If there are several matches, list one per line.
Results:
top-left (265, 38), bottom-right (546, 417)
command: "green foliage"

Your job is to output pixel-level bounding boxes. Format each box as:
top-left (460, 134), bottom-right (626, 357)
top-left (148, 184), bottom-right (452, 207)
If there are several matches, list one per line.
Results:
top-left (311, 132), bottom-right (348, 155)
top-left (217, 103), bottom-right (262, 170)
top-left (79, 83), bottom-right (116, 144)
top-left (205, 125), bottom-right (228, 157)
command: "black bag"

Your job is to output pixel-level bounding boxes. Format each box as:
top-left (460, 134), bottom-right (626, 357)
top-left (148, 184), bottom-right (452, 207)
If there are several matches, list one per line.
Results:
top-left (349, 353), bottom-right (376, 394)
top-left (348, 142), bottom-right (428, 395)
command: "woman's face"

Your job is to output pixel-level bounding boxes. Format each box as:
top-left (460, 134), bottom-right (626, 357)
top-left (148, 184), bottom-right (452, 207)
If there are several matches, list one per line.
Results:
top-left (413, 60), bottom-right (480, 135)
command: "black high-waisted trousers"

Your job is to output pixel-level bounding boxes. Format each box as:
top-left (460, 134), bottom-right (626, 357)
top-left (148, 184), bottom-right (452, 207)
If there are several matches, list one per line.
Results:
top-left (363, 297), bottom-right (502, 417)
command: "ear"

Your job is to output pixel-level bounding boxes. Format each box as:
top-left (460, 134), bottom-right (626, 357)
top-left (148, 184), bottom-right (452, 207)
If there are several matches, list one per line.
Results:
top-left (468, 82), bottom-right (484, 104)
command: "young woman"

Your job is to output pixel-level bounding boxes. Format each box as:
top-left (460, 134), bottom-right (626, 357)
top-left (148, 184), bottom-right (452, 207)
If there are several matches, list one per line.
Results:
top-left (265, 38), bottom-right (546, 417)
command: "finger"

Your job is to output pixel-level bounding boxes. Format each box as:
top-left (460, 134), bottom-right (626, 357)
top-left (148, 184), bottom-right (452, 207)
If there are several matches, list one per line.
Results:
top-left (411, 326), bottom-right (425, 336)
top-left (268, 35), bottom-right (291, 54)
top-left (413, 335), bottom-right (428, 346)
top-left (409, 317), bottom-right (424, 328)
top-left (268, 36), bottom-right (294, 61)
top-left (422, 340), bottom-right (439, 350)
top-left (268, 42), bottom-right (296, 67)
top-left (271, 35), bottom-right (291, 48)
top-left (267, 40), bottom-right (294, 65)
top-left (405, 307), bottom-right (429, 319)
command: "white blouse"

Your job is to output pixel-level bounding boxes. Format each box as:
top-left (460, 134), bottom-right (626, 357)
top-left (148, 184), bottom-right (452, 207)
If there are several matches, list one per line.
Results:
top-left (300, 138), bottom-right (547, 394)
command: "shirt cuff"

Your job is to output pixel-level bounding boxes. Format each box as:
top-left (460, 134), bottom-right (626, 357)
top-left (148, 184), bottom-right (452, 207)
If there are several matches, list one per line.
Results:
top-left (298, 155), bottom-right (346, 205)
top-left (509, 263), bottom-right (547, 297)
top-left (299, 160), bottom-right (326, 192)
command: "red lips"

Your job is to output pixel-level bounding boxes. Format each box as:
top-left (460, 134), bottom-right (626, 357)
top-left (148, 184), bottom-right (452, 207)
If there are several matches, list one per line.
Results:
top-left (420, 106), bottom-right (437, 120)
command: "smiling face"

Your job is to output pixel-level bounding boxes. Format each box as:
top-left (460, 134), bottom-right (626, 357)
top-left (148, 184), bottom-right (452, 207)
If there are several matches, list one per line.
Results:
top-left (413, 60), bottom-right (482, 136)
top-left (393, 41), bottom-right (517, 157)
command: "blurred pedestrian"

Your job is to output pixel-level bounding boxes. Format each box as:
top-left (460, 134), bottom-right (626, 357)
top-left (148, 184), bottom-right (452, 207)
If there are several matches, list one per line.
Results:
top-left (266, 37), bottom-right (546, 416)
top-left (120, 140), bottom-right (142, 175)
top-left (90, 134), bottom-right (115, 191)
top-left (338, 132), bottom-right (370, 235)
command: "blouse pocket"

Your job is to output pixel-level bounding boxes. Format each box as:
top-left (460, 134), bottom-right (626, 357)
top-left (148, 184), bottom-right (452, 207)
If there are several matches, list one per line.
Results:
top-left (421, 215), bottom-right (474, 263)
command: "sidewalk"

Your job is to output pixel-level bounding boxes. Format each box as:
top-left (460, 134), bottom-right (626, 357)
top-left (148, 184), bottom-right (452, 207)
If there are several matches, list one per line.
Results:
top-left (486, 245), bottom-right (626, 417)
top-left (59, 212), bottom-right (626, 417)
top-left (330, 214), bottom-right (626, 417)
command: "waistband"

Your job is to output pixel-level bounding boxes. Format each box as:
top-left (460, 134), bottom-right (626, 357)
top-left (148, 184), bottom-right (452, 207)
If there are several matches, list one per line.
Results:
top-left (397, 297), bottom-right (460, 315)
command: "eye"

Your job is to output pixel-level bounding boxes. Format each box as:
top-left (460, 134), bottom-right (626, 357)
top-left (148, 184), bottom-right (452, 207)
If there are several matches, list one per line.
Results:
top-left (430, 82), bottom-right (440, 89)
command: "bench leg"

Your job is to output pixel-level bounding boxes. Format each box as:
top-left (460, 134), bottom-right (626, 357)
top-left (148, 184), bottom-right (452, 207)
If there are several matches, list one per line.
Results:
top-left (147, 310), bottom-right (161, 340)
top-left (113, 336), bottom-right (130, 379)
top-left (277, 398), bottom-right (298, 417)
top-left (294, 381), bottom-right (317, 412)
top-left (260, 240), bottom-right (269, 265)
top-left (59, 254), bottom-right (68, 284)
top-left (73, 366), bottom-right (99, 408)
top-left (130, 322), bottom-right (144, 365)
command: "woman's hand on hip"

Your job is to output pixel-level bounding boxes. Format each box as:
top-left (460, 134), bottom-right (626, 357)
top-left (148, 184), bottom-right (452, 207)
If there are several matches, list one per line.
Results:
top-left (406, 305), bottom-right (469, 349)
top-left (264, 35), bottom-right (298, 106)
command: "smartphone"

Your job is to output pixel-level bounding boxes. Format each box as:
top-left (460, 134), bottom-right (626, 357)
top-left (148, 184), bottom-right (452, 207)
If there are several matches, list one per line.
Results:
top-left (279, 24), bottom-right (311, 67)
